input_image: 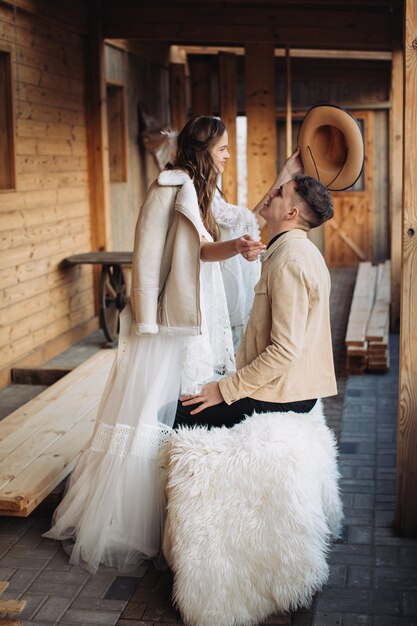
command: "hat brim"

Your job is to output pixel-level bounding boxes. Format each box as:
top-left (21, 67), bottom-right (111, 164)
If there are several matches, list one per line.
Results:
top-left (298, 104), bottom-right (364, 191)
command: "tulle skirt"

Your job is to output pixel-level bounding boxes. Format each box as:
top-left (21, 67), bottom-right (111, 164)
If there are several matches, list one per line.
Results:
top-left (44, 260), bottom-right (236, 574)
top-left (44, 305), bottom-right (184, 574)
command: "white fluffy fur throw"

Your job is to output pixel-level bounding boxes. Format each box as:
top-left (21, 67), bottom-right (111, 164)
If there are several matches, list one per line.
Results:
top-left (162, 402), bottom-right (343, 626)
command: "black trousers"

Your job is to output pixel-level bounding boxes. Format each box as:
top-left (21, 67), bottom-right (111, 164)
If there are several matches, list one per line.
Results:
top-left (174, 396), bottom-right (317, 430)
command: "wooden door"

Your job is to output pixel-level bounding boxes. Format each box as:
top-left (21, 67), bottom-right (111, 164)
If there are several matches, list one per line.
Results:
top-left (324, 111), bottom-right (374, 267)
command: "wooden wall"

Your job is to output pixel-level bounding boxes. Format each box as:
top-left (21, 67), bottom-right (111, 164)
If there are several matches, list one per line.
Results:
top-left (0, 1), bottom-right (96, 387)
top-left (105, 43), bottom-right (170, 251)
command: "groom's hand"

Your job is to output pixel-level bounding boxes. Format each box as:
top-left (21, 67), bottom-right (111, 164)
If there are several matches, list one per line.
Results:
top-left (180, 381), bottom-right (224, 415)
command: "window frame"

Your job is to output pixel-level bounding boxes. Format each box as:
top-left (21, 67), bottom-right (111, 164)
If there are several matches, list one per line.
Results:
top-left (106, 79), bottom-right (128, 183)
top-left (0, 44), bottom-right (17, 192)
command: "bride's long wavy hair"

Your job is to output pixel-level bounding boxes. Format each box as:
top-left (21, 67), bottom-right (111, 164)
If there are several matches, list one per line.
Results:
top-left (170, 116), bottom-right (225, 241)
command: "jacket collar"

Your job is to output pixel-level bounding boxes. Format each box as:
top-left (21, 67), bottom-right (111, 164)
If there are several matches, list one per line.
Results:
top-left (263, 228), bottom-right (308, 261)
top-left (158, 169), bottom-right (190, 186)
top-left (157, 169), bottom-right (204, 235)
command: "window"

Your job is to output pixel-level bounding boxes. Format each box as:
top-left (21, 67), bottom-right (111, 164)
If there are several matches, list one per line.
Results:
top-left (0, 49), bottom-right (16, 191)
top-left (106, 82), bottom-right (127, 183)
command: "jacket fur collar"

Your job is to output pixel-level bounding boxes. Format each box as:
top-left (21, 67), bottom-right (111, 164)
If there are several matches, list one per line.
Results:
top-left (158, 169), bottom-right (205, 237)
top-left (158, 169), bottom-right (190, 186)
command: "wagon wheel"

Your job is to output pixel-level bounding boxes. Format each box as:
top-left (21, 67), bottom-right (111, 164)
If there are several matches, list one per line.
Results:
top-left (99, 264), bottom-right (127, 342)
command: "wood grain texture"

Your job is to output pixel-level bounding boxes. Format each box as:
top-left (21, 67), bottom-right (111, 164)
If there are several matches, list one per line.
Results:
top-left (189, 56), bottom-right (213, 116)
top-left (245, 43), bottom-right (277, 212)
top-left (390, 43), bottom-right (403, 331)
top-left (219, 52), bottom-right (237, 204)
top-left (0, 2), bottom-right (94, 382)
top-left (169, 62), bottom-right (187, 133)
top-left (101, 6), bottom-right (393, 50)
top-left (0, 349), bottom-right (113, 515)
top-left (324, 111), bottom-right (374, 268)
top-left (345, 262), bottom-right (377, 346)
top-left (396, 0), bottom-right (417, 536)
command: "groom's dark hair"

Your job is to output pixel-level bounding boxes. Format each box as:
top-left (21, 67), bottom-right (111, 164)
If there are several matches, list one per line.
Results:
top-left (293, 175), bottom-right (334, 228)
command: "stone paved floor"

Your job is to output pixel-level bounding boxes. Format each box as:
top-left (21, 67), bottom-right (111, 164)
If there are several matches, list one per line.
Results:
top-left (0, 269), bottom-right (415, 625)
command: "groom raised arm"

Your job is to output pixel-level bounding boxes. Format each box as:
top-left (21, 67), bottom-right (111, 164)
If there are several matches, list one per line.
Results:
top-left (175, 150), bottom-right (337, 428)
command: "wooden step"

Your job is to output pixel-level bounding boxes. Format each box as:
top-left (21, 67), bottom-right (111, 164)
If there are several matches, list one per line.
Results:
top-left (0, 349), bottom-right (115, 516)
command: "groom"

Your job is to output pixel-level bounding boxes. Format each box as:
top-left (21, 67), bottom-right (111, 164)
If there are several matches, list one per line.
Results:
top-left (175, 151), bottom-right (337, 428)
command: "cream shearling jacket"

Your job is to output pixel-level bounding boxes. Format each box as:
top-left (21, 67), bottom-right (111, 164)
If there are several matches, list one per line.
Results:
top-left (130, 169), bottom-right (204, 335)
top-left (219, 229), bottom-right (338, 404)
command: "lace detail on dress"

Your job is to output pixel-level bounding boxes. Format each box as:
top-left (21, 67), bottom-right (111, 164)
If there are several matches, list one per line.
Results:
top-left (180, 223), bottom-right (236, 396)
top-left (212, 193), bottom-right (260, 239)
top-left (90, 422), bottom-right (173, 459)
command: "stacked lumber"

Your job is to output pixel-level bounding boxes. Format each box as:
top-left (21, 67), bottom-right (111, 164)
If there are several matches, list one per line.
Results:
top-left (345, 262), bottom-right (378, 374)
top-left (366, 260), bottom-right (390, 372)
top-left (345, 261), bottom-right (391, 374)
top-left (0, 580), bottom-right (26, 625)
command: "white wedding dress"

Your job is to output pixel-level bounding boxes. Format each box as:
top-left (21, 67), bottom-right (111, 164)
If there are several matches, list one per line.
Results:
top-left (44, 223), bottom-right (236, 574)
top-left (212, 193), bottom-right (261, 351)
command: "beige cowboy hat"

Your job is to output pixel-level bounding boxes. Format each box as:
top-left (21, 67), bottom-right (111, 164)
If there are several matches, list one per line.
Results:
top-left (298, 104), bottom-right (364, 191)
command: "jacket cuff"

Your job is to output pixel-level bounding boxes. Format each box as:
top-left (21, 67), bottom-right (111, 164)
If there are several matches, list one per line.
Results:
top-left (218, 376), bottom-right (239, 405)
top-left (135, 322), bottom-right (159, 335)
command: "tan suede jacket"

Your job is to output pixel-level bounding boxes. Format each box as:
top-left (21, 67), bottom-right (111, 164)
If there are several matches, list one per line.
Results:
top-left (131, 169), bottom-right (204, 335)
top-left (219, 229), bottom-right (337, 403)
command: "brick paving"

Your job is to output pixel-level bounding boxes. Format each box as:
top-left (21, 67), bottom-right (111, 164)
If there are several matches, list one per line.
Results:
top-left (0, 269), bottom-right (415, 625)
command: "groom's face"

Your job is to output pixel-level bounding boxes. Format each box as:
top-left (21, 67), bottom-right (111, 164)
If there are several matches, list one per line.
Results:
top-left (260, 180), bottom-right (296, 223)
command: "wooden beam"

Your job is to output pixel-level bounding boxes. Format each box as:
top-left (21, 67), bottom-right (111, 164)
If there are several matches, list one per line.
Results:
top-left (86, 0), bottom-right (112, 314)
top-left (101, 6), bottom-right (393, 51)
top-left (181, 46), bottom-right (392, 61)
top-left (107, 39), bottom-right (170, 66)
top-left (189, 56), bottom-right (213, 116)
top-left (390, 39), bottom-right (404, 332)
top-left (245, 43), bottom-right (277, 216)
top-left (219, 52), bottom-right (237, 204)
top-left (0, 0), bottom-right (87, 34)
top-left (396, 0), bottom-right (417, 537)
top-left (285, 47), bottom-right (292, 159)
top-left (169, 62), bottom-right (187, 132)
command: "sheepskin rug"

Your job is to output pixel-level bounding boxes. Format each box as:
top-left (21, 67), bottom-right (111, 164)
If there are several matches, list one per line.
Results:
top-left (162, 402), bottom-right (343, 626)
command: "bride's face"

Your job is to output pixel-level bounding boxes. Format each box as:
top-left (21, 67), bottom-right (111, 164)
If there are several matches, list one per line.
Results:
top-left (210, 131), bottom-right (230, 174)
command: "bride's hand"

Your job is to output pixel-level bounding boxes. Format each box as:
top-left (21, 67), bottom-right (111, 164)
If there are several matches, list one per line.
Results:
top-left (281, 146), bottom-right (303, 180)
top-left (236, 235), bottom-right (266, 261)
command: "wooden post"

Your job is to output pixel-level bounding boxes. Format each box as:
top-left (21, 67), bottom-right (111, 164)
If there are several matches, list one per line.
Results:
top-left (285, 47), bottom-right (292, 159)
top-left (219, 52), bottom-right (238, 204)
top-left (189, 56), bottom-right (213, 116)
top-left (395, 0), bottom-right (417, 537)
top-left (169, 62), bottom-right (187, 132)
top-left (245, 43), bottom-right (277, 214)
top-left (86, 0), bottom-right (112, 313)
top-left (390, 37), bottom-right (404, 332)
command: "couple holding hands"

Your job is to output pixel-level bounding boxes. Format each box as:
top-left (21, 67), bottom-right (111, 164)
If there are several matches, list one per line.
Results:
top-left (45, 114), bottom-right (338, 574)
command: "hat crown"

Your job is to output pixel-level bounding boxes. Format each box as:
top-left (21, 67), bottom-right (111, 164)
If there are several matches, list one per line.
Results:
top-left (298, 105), bottom-right (364, 191)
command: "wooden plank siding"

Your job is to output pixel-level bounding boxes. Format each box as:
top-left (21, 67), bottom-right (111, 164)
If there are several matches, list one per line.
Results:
top-left (395, 0), bottom-right (417, 537)
top-left (0, 2), bottom-right (96, 388)
top-left (100, 4), bottom-right (394, 51)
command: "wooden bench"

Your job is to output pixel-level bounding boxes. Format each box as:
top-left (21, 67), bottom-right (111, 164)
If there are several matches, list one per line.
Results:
top-left (345, 260), bottom-right (390, 374)
top-left (0, 349), bottom-right (114, 517)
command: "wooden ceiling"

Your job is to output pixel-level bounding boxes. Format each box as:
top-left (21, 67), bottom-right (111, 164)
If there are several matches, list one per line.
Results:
top-left (100, 0), bottom-right (403, 51)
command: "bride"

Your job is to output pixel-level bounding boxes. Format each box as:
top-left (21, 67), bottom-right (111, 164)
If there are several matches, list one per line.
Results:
top-left (44, 116), bottom-right (265, 574)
